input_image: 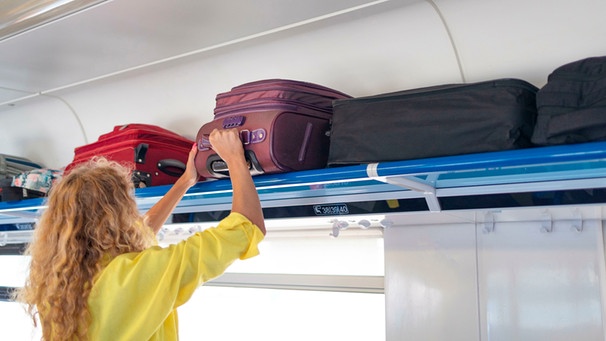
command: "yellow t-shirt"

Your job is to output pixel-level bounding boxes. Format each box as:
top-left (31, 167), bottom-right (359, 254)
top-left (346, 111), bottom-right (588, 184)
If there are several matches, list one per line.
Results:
top-left (87, 212), bottom-right (264, 340)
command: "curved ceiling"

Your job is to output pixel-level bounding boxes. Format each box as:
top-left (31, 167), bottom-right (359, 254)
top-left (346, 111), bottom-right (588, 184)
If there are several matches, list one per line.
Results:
top-left (0, 0), bottom-right (413, 105)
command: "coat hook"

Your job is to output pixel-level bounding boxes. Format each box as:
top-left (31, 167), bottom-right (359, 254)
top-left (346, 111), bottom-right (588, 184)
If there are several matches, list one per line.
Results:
top-left (541, 211), bottom-right (553, 233)
top-left (571, 209), bottom-right (583, 233)
top-left (330, 219), bottom-right (349, 238)
top-left (380, 219), bottom-right (393, 228)
top-left (483, 211), bottom-right (495, 234)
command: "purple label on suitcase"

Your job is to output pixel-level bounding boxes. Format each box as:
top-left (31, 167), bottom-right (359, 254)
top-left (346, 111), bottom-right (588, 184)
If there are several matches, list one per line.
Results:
top-left (222, 115), bottom-right (246, 128)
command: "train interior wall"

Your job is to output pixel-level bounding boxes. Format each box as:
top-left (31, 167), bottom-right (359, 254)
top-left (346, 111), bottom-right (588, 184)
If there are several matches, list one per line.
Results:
top-left (1, 0), bottom-right (606, 340)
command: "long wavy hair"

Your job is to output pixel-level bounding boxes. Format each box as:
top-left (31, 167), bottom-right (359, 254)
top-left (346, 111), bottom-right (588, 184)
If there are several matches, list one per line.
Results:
top-left (15, 157), bottom-right (155, 340)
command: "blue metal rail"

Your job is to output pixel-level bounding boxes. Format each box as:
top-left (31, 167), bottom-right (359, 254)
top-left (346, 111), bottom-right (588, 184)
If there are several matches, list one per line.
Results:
top-left (2, 141), bottom-right (606, 224)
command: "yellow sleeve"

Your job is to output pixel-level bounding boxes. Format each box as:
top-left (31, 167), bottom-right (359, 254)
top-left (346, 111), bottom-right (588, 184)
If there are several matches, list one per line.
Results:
top-left (87, 212), bottom-right (264, 340)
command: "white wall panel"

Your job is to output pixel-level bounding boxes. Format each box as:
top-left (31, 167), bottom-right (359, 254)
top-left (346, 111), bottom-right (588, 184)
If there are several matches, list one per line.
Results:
top-left (477, 216), bottom-right (605, 341)
top-left (384, 207), bottom-right (606, 340)
top-left (0, 95), bottom-right (86, 168)
top-left (384, 222), bottom-right (480, 341)
top-left (434, 0), bottom-right (606, 85)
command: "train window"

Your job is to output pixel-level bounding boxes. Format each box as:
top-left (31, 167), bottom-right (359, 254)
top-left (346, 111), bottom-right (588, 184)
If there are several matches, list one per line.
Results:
top-left (1, 301), bottom-right (40, 340)
top-left (0, 255), bottom-right (29, 287)
top-left (178, 287), bottom-right (385, 340)
top-left (177, 227), bottom-right (386, 340)
top-left (0, 255), bottom-right (39, 340)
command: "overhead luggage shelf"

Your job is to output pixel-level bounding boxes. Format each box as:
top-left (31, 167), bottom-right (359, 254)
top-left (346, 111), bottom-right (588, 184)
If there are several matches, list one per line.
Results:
top-left (2, 141), bottom-right (606, 226)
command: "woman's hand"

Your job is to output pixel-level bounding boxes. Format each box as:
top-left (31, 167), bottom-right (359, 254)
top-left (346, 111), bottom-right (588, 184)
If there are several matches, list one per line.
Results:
top-left (145, 142), bottom-right (200, 234)
top-left (181, 143), bottom-right (200, 187)
top-left (208, 128), bottom-right (245, 167)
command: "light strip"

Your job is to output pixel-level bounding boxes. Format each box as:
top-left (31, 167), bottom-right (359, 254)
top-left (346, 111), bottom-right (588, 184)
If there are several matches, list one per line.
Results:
top-left (0, 0), bottom-right (107, 41)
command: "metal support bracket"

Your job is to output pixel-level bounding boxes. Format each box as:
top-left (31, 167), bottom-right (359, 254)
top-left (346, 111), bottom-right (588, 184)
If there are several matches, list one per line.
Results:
top-left (367, 164), bottom-right (441, 212)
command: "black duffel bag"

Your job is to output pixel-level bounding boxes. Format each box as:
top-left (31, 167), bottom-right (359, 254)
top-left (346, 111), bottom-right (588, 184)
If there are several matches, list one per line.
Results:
top-left (532, 56), bottom-right (606, 145)
top-left (327, 78), bottom-right (538, 165)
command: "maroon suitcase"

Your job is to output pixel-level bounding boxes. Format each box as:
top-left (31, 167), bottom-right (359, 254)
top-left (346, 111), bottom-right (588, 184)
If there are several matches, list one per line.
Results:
top-left (195, 79), bottom-right (351, 178)
top-left (66, 123), bottom-right (197, 187)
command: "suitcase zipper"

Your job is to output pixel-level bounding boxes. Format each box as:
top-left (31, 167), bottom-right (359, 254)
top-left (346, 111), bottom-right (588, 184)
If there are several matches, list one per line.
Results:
top-left (222, 80), bottom-right (350, 98)
top-left (214, 101), bottom-right (333, 117)
top-left (215, 85), bottom-right (349, 106)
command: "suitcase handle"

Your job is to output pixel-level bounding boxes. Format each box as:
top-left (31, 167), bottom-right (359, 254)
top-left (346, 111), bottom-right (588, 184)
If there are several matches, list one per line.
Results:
top-left (157, 159), bottom-right (186, 177)
top-left (198, 129), bottom-right (266, 151)
top-left (206, 151), bottom-right (264, 178)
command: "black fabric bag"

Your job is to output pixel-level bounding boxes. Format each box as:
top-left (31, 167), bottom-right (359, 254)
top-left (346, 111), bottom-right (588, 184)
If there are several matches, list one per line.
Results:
top-left (0, 177), bottom-right (45, 202)
top-left (532, 56), bottom-right (606, 145)
top-left (327, 78), bottom-right (538, 165)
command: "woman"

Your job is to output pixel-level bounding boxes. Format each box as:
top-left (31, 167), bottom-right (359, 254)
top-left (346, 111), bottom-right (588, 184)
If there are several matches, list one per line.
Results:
top-left (15, 128), bottom-right (266, 340)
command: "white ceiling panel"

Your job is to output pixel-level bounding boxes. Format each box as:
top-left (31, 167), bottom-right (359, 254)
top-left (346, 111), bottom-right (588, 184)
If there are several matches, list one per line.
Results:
top-left (0, 0), bottom-right (395, 101)
top-left (0, 87), bottom-right (35, 103)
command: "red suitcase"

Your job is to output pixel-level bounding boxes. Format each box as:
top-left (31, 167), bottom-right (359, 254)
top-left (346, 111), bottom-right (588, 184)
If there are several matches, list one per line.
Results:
top-left (195, 79), bottom-right (351, 178)
top-left (66, 123), bottom-right (196, 187)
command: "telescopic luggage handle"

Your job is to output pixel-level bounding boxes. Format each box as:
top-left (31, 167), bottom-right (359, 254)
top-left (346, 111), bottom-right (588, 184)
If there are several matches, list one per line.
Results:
top-left (206, 150), bottom-right (264, 178)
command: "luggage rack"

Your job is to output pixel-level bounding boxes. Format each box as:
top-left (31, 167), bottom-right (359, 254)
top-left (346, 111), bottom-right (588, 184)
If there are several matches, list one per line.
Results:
top-left (2, 141), bottom-right (606, 229)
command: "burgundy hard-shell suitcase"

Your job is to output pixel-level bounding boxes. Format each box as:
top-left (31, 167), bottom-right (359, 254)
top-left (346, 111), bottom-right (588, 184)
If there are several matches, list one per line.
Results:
top-left (195, 79), bottom-right (351, 178)
top-left (66, 123), bottom-right (196, 187)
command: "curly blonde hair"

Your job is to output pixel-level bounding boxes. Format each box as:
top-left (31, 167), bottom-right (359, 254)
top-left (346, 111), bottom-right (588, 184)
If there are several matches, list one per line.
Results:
top-left (15, 157), bottom-right (155, 340)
